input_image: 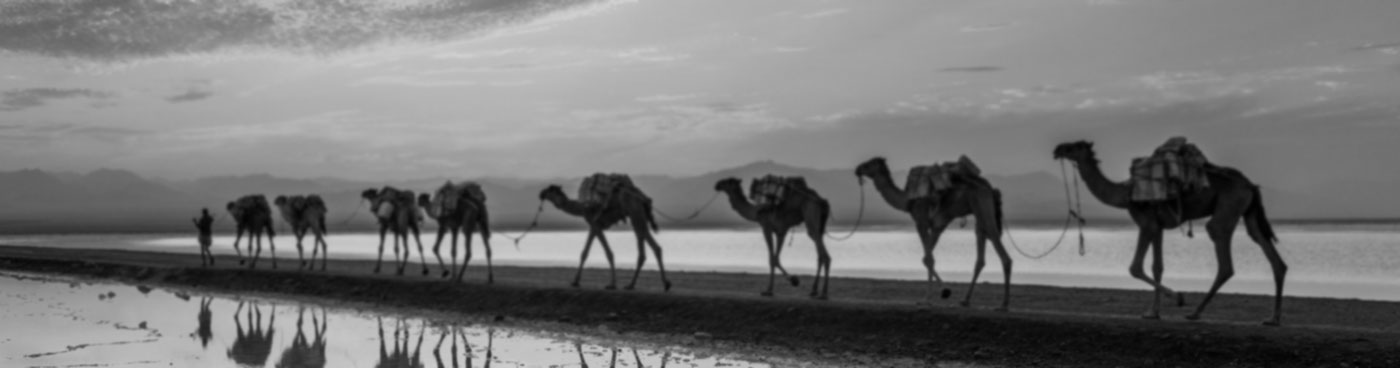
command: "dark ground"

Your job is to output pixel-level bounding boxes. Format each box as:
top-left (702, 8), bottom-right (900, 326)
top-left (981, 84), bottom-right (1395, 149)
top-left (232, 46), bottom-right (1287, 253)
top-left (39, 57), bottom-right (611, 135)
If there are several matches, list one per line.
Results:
top-left (1, 244), bottom-right (1397, 367)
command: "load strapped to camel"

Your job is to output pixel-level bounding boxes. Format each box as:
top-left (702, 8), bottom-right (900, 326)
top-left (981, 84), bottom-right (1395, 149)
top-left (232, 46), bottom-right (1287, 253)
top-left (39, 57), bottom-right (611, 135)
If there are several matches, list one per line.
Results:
top-left (748, 175), bottom-right (808, 208)
top-left (578, 173), bottom-right (647, 205)
top-left (905, 155), bottom-right (983, 201)
top-left (430, 181), bottom-right (486, 213)
top-left (1130, 137), bottom-right (1211, 202)
top-left (373, 187), bottom-right (423, 223)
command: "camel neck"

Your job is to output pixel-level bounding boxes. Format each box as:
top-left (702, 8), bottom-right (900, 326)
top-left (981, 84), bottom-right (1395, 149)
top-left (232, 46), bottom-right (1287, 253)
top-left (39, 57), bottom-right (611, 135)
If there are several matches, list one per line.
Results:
top-left (1073, 158), bottom-right (1132, 209)
top-left (719, 187), bottom-right (760, 222)
top-left (545, 195), bottom-right (591, 217)
top-left (865, 169), bottom-right (910, 213)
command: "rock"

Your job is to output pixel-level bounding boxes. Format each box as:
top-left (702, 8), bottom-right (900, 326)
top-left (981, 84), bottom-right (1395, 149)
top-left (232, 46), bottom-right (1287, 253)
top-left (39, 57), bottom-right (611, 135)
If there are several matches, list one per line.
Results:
top-left (136, 285), bottom-right (153, 294)
top-left (138, 321), bottom-right (147, 329)
top-left (493, 315), bottom-right (505, 322)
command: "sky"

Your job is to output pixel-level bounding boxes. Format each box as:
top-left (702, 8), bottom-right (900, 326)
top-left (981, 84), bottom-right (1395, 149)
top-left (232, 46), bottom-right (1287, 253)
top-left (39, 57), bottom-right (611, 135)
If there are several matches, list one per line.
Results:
top-left (1, 0), bottom-right (1398, 194)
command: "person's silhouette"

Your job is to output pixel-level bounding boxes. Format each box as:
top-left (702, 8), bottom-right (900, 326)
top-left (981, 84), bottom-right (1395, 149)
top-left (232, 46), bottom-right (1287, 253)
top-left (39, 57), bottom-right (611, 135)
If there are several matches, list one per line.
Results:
top-left (193, 208), bottom-right (215, 267)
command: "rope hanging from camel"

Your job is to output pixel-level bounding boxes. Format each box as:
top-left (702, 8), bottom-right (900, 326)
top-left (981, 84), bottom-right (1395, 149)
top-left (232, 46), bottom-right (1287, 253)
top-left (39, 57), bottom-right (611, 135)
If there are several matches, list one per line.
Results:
top-left (498, 201), bottom-right (545, 250)
top-left (1003, 160), bottom-right (1087, 260)
top-left (652, 191), bottom-right (722, 222)
top-left (824, 178), bottom-right (866, 241)
top-left (335, 198), bottom-right (367, 226)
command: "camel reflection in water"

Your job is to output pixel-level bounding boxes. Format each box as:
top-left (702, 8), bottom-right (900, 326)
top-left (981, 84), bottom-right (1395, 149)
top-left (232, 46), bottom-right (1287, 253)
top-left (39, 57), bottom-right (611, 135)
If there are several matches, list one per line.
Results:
top-left (577, 342), bottom-right (674, 368)
top-left (276, 307), bottom-right (328, 368)
top-left (377, 317), bottom-right (426, 368)
top-left (228, 301), bottom-right (276, 367)
top-left (433, 325), bottom-right (494, 368)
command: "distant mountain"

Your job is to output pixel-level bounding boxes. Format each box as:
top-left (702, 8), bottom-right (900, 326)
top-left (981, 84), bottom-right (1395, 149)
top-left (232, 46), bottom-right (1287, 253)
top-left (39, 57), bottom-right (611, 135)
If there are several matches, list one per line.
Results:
top-left (0, 162), bottom-right (1391, 234)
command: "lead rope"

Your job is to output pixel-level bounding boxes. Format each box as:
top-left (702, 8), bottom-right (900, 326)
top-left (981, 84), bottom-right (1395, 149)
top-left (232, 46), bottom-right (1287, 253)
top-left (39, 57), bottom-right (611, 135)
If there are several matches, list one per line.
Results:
top-left (336, 198), bottom-right (367, 226)
top-left (652, 191), bottom-right (722, 222)
top-left (824, 179), bottom-right (866, 241)
top-left (499, 201), bottom-right (545, 250)
top-left (1004, 160), bottom-right (1087, 259)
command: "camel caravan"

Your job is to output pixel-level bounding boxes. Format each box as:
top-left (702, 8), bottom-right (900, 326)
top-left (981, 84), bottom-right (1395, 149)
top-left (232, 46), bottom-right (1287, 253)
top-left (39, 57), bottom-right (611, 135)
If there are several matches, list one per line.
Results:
top-left (205, 136), bottom-right (1288, 325)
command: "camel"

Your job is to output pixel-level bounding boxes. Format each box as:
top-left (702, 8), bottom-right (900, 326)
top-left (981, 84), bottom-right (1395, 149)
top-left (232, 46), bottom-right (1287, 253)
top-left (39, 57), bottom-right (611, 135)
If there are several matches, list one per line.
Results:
top-left (362, 187), bottom-right (429, 276)
top-left (1052, 141), bottom-right (1288, 325)
top-left (433, 326), bottom-right (492, 368)
top-left (417, 181), bottom-right (493, 282)
top-left (228, 301), bottom-right (276, 367)
top-left (854, 157), bottom-right (1013, 310)
top-left (376, 318), bottom-right (425, 368)
top-left (274, 195), bottom-right (331, 271)
top-left (539, 182), bottom-right (672, 291)
top-left (227, 195), bottom-right (278, 269)
top-left (194, 297), bottom-right (213, 349)
top-left (275, 307), bottom-right (328, 368)
top-left (713, 177), bottom-right (833, 299)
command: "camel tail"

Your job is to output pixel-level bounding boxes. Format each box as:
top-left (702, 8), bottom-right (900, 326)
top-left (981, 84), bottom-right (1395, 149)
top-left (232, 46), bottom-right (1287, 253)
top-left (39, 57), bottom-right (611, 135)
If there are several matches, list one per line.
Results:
top-left (1247, 185), bottom-right (1278, 244)
top-left (993, 189), bottom-right (1006, 236)
top-left (477, 204), bottom-right (492, 240)
top-left (646, 200), bottom-right (660, 234)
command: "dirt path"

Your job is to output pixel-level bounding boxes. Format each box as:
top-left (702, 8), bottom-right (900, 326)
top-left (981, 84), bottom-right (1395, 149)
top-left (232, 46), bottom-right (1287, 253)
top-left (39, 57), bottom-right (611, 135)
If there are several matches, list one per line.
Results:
top-left (1, 244), bottom-right (1397, 367)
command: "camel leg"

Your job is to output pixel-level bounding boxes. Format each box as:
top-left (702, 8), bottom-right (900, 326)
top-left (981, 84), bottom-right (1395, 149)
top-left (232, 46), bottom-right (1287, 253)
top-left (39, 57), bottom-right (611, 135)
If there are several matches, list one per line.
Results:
top-left (233, 227), bottom-right (245, 265)
top-left (395, 231), bottom-right (407, 276)
top-left (597, 232), bottom-right (618, 290)
top-left (808, 225), bottom-right (832, 300)
top-left (769, 228), bottom-right (798, 288)
top-left (316, 230), bottom-right (329, 272)
top-left (460, 230), bottom-right (475, 284)
top-left (1128, 227), bottom-right (1175, 319)
top-left (481, 226), bottom-right (494, 284)
top-left (643, 231), bottom-right (671, 292)
top-left (989, 233), bottom-right (1014, 312)
top-left (307, 229), bottom-right (318, 269)
top-left (760, 228), bottom-right (777, 297)
top-left (374, 226), bottom-right (387, 274)
top-left (249, 228), bottom-right (261, 269)
top-left (431, 226), bottom-right (448, 278)
top-left (266, 225), bottom-right (278, 270)
top-left (962, 232), bottom-right (989, 308)
top-left (1149, 229), bottom-right (1166, 318)
top-left (448, 228), bottom-right (460, 279)
top-left (625, 228), bottom-right (648, 291)
top-left (572, 231), bottom-right (598, 288)
top-left (1186, 214), bottom-right (1241, 322)
top-left (914, 219), bottom-right (951, 304)
top-left (295, 230), bottom-right (306, 270)
top-left (1245, 210), bottom-right (1288, 326)
top-left (412, 224), bottom-right (430, 276)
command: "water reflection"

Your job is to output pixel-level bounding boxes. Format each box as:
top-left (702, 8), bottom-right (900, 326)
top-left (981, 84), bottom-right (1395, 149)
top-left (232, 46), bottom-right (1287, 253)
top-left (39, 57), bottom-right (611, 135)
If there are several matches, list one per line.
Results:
top-left (277, 308), bottom-right (327, 368)
top-left (434, 326), bottom-right (491, 368)
top-left (0, 271), bottom-right (868, 367)
top-left (228, 302), bottom-right (276, 367)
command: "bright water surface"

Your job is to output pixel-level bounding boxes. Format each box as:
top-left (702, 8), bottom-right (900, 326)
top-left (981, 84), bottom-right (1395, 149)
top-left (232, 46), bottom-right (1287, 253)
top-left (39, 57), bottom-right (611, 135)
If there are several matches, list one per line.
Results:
top-left (1, 272), bottom-right (950, 368)
top-left (3, 224), bottom-right (1399, 301)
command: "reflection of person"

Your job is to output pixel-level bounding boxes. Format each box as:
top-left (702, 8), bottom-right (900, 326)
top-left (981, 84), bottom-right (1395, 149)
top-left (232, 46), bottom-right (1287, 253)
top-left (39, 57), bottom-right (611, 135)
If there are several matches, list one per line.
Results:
top-left (195, 297), bottom-right (213, 348)
top-left (193, 208), bottom-right (215, 266)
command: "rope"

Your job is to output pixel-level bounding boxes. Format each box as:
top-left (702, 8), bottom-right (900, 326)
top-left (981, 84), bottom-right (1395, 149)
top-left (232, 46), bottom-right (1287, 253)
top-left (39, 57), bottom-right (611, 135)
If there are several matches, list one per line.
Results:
top-left (498, 201), bottom-right (545, 249)
top-left (1003, 160), bottom-right (1087, 260)
top-left (652, 191), bottom-right (721, 222)
top-left (336, 198), bottom-right (367, 226)
top-left (824, 179), bottom-right (866, 241)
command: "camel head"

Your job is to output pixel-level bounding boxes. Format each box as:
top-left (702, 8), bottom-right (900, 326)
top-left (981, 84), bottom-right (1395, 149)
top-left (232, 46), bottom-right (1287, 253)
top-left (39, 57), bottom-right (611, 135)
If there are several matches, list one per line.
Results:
top-left (272, 195), bottom-right (288, 207)
top-left (854, 157), bottom-right (890, 183)
top-left (1052, 141), bottom-right (1096, 163)
top-left (416, 193), bottom-right (432, 208)
top-left (361, 188), bottom-right (386, 214)
top-left (226, 201), bottom-right (241, 218)
top-left (539, 185), bottom-right (566, 202)
top-left (714, 177), bottom-right (742, 193)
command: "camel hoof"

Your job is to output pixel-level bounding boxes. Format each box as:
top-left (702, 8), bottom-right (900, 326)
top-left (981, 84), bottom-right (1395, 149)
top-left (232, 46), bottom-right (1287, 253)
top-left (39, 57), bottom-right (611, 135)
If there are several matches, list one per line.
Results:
top-left (623, 285), bottom-right (635, 291)
top-left (487, 277), bottom-right (494, 285)
top-left (373, 268), bottom-right (381, 274)
top-left (1142, 313), bottom-right (1161, 320)
top-left (663, 281), bottom-right (673, 292)
top-left (604, 284), bottom-right (617, 290)
top-left (569, 282), bottom-right (580, 288)
top-left (959, 301), bottom-right (971, 308)
top-left (441, 271), bottom-right (451, 278)
top-left (940, 289), bottom-right (952, 299)
top-left (1176, 293), bottom-right (1187, 307)
top-left (788, 277), bottom-right (801, 287)
top-left (1184, 314), bottom-right (1201, 321)
top-left (421, 269), bottom-right (429, 276)
top-left (813, 295), bottom-right (829, 301)
top-left (1262, 319), bottom-right (1281, 327)
top-left (760, 291), bottom-right (774, 297)
top-left (994, 306), bottom-right (1009, 313)
top-left (915, 301), bottom-right (933, 307)
top-left (239, 260), bottom-right (246, 265)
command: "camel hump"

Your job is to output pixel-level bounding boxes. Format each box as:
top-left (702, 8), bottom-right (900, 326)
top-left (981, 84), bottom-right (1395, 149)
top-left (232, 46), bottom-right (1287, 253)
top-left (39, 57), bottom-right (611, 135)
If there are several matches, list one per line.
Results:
top-left (455, 181), bottom-right (486, 204)
top-left (749, 175), bottom-right (807, 207)
top-left (579, 173), bottom-right (643, 204)
top-left (1131, 137), bottom-right (1212, 202)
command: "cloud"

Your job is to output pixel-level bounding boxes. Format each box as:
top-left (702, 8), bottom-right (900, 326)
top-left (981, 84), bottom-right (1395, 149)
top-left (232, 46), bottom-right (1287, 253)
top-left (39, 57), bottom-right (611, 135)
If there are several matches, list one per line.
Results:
top-left (960, 22), bottom-right (1016, 33)
top-left (1351, 42), bottom-right (1400, 55)
top-left (635, 94), bottom-right (702, 103)
top-left (349, 76), bottom-right (534, 88)
top-left (940, 66), bottom-right (1004, 73)
top-left (0, 88), bottom-right (114, 111)
top-left (166, 90), bottom-right (213, 103)
top-left (0, 0), bottom-right (625, 61)
top-left (615, 47), bottom-right (689, 63)
top-left (772, 46), bottom-right (810, 53)
top-left (799, 8), bottom-right (849, 20)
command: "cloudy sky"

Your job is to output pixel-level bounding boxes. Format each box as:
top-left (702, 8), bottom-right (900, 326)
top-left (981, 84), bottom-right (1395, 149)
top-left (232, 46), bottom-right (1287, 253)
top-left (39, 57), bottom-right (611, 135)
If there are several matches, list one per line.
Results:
top-left (1, 0), bottom-right (1397, 193)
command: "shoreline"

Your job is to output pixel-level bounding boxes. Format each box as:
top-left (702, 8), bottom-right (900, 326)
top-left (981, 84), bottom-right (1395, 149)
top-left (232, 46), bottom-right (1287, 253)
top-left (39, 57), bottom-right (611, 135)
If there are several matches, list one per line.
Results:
top-left (1, 245), bottom-right (1398, 367)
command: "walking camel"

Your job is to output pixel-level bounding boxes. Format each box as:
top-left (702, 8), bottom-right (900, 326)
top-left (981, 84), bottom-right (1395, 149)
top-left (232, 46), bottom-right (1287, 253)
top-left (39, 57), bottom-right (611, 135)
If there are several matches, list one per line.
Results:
top-left (417, 181), bottom-right (493, 282)
top-left (276, 308), bottom-right (328, 368)
top-left (376, 318), bottom-right (425, 368)
top-left (854, 157), bottom-right (1013, 310)
top-left (433, 326), bottom-right (492, 368)
top-left (362, 187), bottom-right (430, 276)
top-left (274, 195), bottom-right (330, 271)
top-left (539, 181), bottom-right (673, 291)
top-left (227, 195), bottom-right (278, 269)
top-left (714, 177), bottom-right (834, 299)
top-left (1052, 141), bottom-right (1288, 325)
top-left (228, 302), bottom-right (276, 367)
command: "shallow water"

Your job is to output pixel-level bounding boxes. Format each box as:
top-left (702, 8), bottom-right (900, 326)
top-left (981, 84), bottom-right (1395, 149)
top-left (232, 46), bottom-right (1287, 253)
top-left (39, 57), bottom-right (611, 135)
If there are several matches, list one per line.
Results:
top-left (1, 271), bottom-right (957, 368)
top-left (4, 223), bottom-right (1400, 301)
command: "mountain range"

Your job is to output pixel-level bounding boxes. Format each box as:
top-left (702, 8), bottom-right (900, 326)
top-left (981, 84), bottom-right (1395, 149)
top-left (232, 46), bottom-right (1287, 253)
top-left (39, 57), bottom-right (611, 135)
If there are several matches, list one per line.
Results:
top-left (0, 161), bottom-right (1391, 234)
